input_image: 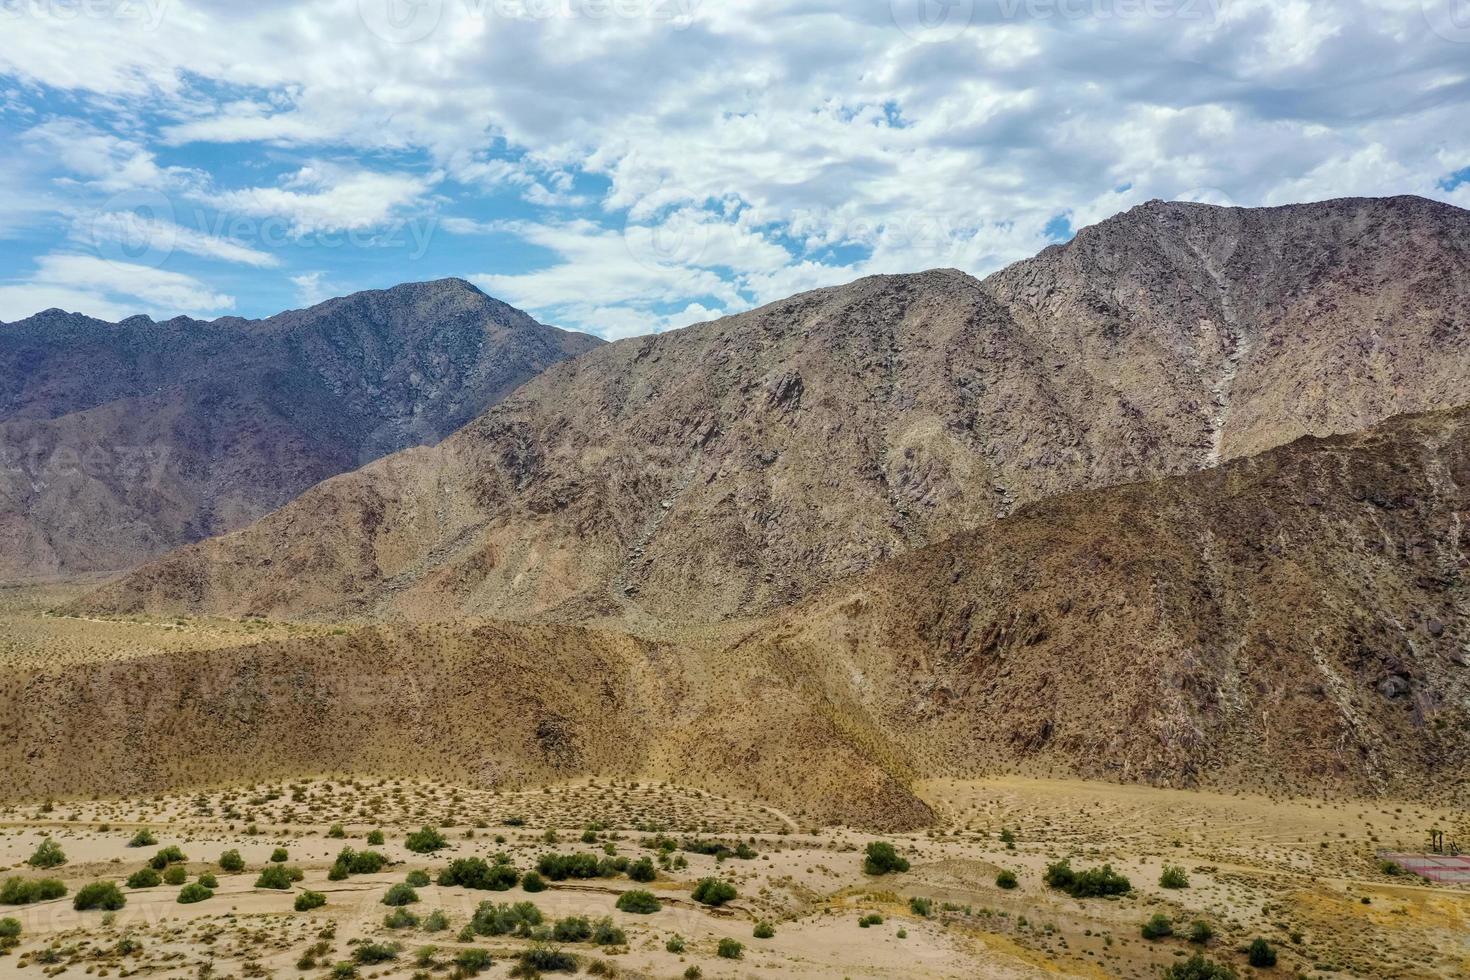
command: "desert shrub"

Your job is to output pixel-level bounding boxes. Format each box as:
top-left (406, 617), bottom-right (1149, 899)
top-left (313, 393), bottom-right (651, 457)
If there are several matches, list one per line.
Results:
top-left (665, 935), bottom-right (686, 953)
top-left (1247, 938), bottom-right (1276, 967)
top-left (0, 917), bottom-right (20, 939)
top-left (753, 920), bottom-right (775, 938)
top-left (615, 889), bottom-right (660, 914)
top-left (327, 824), bottom-right (346, 839)
top-left (1, 877), bottom-right (66, 905)
top-left (270, 847), bottom-right (289, 863)
top-left (553, 915), bottom-right (593, 942)
top-left (126, 868), bottom-right (162, 889)
top-left (382, 883), bottom-right (420, 906)
top-left (439, 857), bottom-right (519, 890)
top-left (219, 849), bottom-right (245, 873)
top-left (716, 938), bottom-right (743, 959)
top-left (353, 942), bottom-right (400, 964)
top-left (996, 869), bottom-right (1018, 889)
top-left (27, 839), bottom-right (66, 869)
top-left (538, 852), bottom-right (606, 880)
top-left (367, 829), bottom-right (386, 845)
top-left (406, 869), bottom-right (431, 887)
top-left (197, 872), bottom-right (219, 889)
top-left (592, 917), bottom-right (626, 945)
top-left (1043, 858), bottom-right (1130, 897)
top-left (1142, 913), bottom-right (1174, 939)
top-left (909, 896), bottom-right (933, 917)
top-left (469, 900), bottom-right (543, 937)
top-left (858, 913), bottom-right (884, 927)
top-left (455, 947), bottom-right (493, 974)
top-left (254, 865), bottom-right (297, 890)
top-left (598, 855), bottom-right (629, 877)
top-left (149, 846), bottom-right (187, 870)
top-left (127, 829), bottom-right (157, 848)
top-left (330, 847), bottom-right (388, 880)
top-left (295, 890), bottom-right (327, 911)
top-left (384, 906), bottom-right (420, 929)
top-left (520, 943), bottom-right (577, 972)
top-left (628, 856), bottom-right (657, 882)
top-left (863, 841), bottom-right (910, 875)
top-left (405, 826), bottom-right (448, 853)
top-left (1160, 865), bottom-right (1190, 889)
top-left (521, 870), bottom-right (547, 892)
top-left (162, 864), bottom-right (188, 886)
top-left (1188, 920), bottom-right (1214, 944)
top-left (329, 964), bottom-right (358, 979)
top-left (1163, 953), bottom-right (1239, 980)
top-left (422, 909), bottom-right (449, 932)
top-left (692, 877), bottom-right (737, 906)
top-left (178, 882), bottom-right (213, 904)
top-left (73, 882), bottom-right (126, 911)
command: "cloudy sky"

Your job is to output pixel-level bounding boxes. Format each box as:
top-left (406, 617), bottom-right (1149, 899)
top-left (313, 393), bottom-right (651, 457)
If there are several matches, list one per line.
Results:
top-left (2, 0), bottom-right (1468, 337)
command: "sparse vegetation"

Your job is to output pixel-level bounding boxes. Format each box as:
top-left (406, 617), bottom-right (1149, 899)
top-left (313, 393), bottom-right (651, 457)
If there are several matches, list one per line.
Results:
top-left (178, 881), bottom-right (213, 903)
top-left (1247, 938), bottom-right (1277, 967)
top-left (405, 826), bottom-right (448, 853)
top-left (996, 869), bottom-right (1018, 889)
top-left (439, 856), bottom-right (519, 890)
top-left (717, 938), bottom-right (743, 959)
top-left (863, 841), bottom-right (910, 875)
top-left (73, 881), bottom-right (126, 911)
top-left (1160, 864), bottom-right (1190, 888)
top-left (691, 876), bottom-right (737, 906)
top-left (1, 878), bottom-right (66, 905)
top-left (219, 848), bottom-right (245, 872)
top-left (615, 889), bottom-right (660, 914)
top-left (1043, 858), bottom-right (1131, 897)
top-left (295, 890), bottom-right (327, 911)
top-left (754, 920), bottom-right (776, 938)
top-left (27, 839), bottom-right (66, 869)
top-left (1163, 953), bottom-right (1239, 980)
top-left (1142, 913), bottom-right (1174, 939)
top-left (127, 829), bottom-right (157, 848)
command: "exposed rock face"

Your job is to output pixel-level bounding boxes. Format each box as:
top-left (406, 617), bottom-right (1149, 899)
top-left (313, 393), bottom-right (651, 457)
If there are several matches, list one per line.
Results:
top-left (0, 279), bottom-right (600, 578)
top-left (74, 196), bottom-right (1470, 624)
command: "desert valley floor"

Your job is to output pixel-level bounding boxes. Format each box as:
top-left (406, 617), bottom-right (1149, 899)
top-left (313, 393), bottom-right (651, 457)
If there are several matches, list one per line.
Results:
top-left (2, 587), bottom-right (1467, 980)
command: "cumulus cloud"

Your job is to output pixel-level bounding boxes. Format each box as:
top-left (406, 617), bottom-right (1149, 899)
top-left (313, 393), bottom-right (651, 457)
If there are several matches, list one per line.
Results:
top-left (0, 254), bottom-right (235, 321)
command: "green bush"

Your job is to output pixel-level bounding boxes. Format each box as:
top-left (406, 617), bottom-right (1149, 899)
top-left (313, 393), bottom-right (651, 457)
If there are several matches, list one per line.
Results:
top-left (254, 865), bottom-right (297, 890)
top-left (295, 890), bottom-right (327, 911)
top-left (753, 920), bottom-right (775, 938)
top-left (665, 935), bottom-right (686, 953)
top-left (127, 829), bottom-right (157, 848)
top-left (592, 917), bottom-right (626, 945)
top-left (330, 963), bottom-right (358, 979)
top-left (439, 857), bottom-right (519, 891)
top-left (628, 857), bottom-right (657, 882)
top-left (178, 882), bottom-right (213, 904)
top-left (455, 948), bottom-right (493, 975)
top-left (353, 942), bottom-right (400, 964)
top-left (909, 896), bottom-right (933, 917)
top-left (197, 872), bottom-right (219, 889)
top-left (149, 846), bottom-right (187, 870)
top-left (126, 867), bottom-right (162, 889)
top-left (328, 824), bottom-right (346, 839)
top-left (73, 881), bottom-right (126, 911)
top-left (330, 847), bottom-right (388, 879)
top-left (862, 841), bottom-right (910, 875)
top-left (162, 864), bottom-right (188, 886)
top-left (1043, 858), bottom-right (1131, 897)
top-left (553, 915), bottom-right (593, 942)
top-left (423, 909), bottom-right (449, 931)
top-left (0, 917), bottom-right (20, 939)
top-left (383, 883), bottom-right (420, 906)
top-left (219, 849), bottom-right (245, 873)
top-left (858, 913), bottom-right (884, 927)
top-left (367, 829), bottom-right (386, 845)
top-left (1160, 865), bottom-right (1190, 889)
top-left (1247, 938), bottom-right (1276, 967)
top-left (716, 938), bottom-right (743, 959)
top-left (520, 943), bottom-right (577, 972)
top-left (537, 852), bottom-right (607, 880)
top-left (615, 889), bottom-right (661, 914)
top-left (521, 871), bottom-right (547, 892)
top-left (691, 877), bottom-right (737, 907)
top-left (405, 826), bottom-right (448, 854)
top-left (1188, 920), bottom-right (1214, 944)
top-left (1, 877), bottom-right (66, 905)
top-left (406, 869), bottom-right (431, 887)
top-left (27, 839), bottom-right (66, 869)
top-left (384, 907), bottom-right (420, 929)
top-left (996, 869), bottom-right (1018, 889)
top-left (270, 847), bottom-right (289, 863)
top-left (1163, 953), bottom-right (1239, 980)
top-left (468, 900), bottom-right (543, 937)
top-left (1141, 913), bottom-right (1174, 940)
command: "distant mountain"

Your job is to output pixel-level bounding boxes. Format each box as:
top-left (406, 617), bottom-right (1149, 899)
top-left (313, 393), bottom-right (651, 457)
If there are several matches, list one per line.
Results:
top-left (74, 196), bottom-right (1470, 623)
top-left (0, 279), bottom-right (600, 578)
top-left (27, 405), bottom-right (1470, 825)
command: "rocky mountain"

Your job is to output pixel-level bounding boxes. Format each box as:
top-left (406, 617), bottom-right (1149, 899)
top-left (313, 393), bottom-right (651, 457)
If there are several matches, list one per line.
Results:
top-left (74, 195), bottom-right (1470, 623)
top-left (0, 279), bottom-right (600, 578)
top-left (24, 405), bottom-right (1470, 826)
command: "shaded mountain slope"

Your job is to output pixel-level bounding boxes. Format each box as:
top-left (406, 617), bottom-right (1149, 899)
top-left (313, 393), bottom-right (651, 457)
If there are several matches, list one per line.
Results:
top-left (76, 196), bottom-right (1470, 623)
top-left (0, 279), bottom-right (600, 577)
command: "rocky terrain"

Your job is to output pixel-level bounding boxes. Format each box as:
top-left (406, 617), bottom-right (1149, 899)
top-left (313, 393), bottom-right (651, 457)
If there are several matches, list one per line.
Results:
top-left (73, 196), bottom-right (1470, 624)
top-left (0, 279), bottom-right (599, 578)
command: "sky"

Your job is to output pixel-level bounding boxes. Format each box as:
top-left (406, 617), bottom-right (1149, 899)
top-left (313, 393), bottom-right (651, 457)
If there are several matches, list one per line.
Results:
top-left (1, 0), bottom-right (1468, 339)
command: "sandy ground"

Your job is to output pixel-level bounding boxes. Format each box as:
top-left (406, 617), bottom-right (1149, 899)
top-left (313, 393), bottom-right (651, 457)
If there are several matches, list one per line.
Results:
top-left (0, 775), bottom-right (1466, 979)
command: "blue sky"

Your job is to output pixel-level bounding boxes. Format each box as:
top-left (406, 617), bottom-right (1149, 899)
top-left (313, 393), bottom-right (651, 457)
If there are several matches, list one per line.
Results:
top-left (2, 0), bottom-right (1469, 338)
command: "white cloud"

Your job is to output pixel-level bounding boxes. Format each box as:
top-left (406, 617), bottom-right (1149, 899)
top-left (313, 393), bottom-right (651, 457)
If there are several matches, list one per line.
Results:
top-left (208, 164), bottom-right (439, 235)
top-left (290, 271), bottom-right (333, 306)
top-left (0, 254), bottom-right (235, 321)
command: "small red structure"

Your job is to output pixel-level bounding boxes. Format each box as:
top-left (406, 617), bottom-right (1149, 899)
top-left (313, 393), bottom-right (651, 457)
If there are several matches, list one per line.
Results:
top-left (1379, 851), bottom-right (1470, 884)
